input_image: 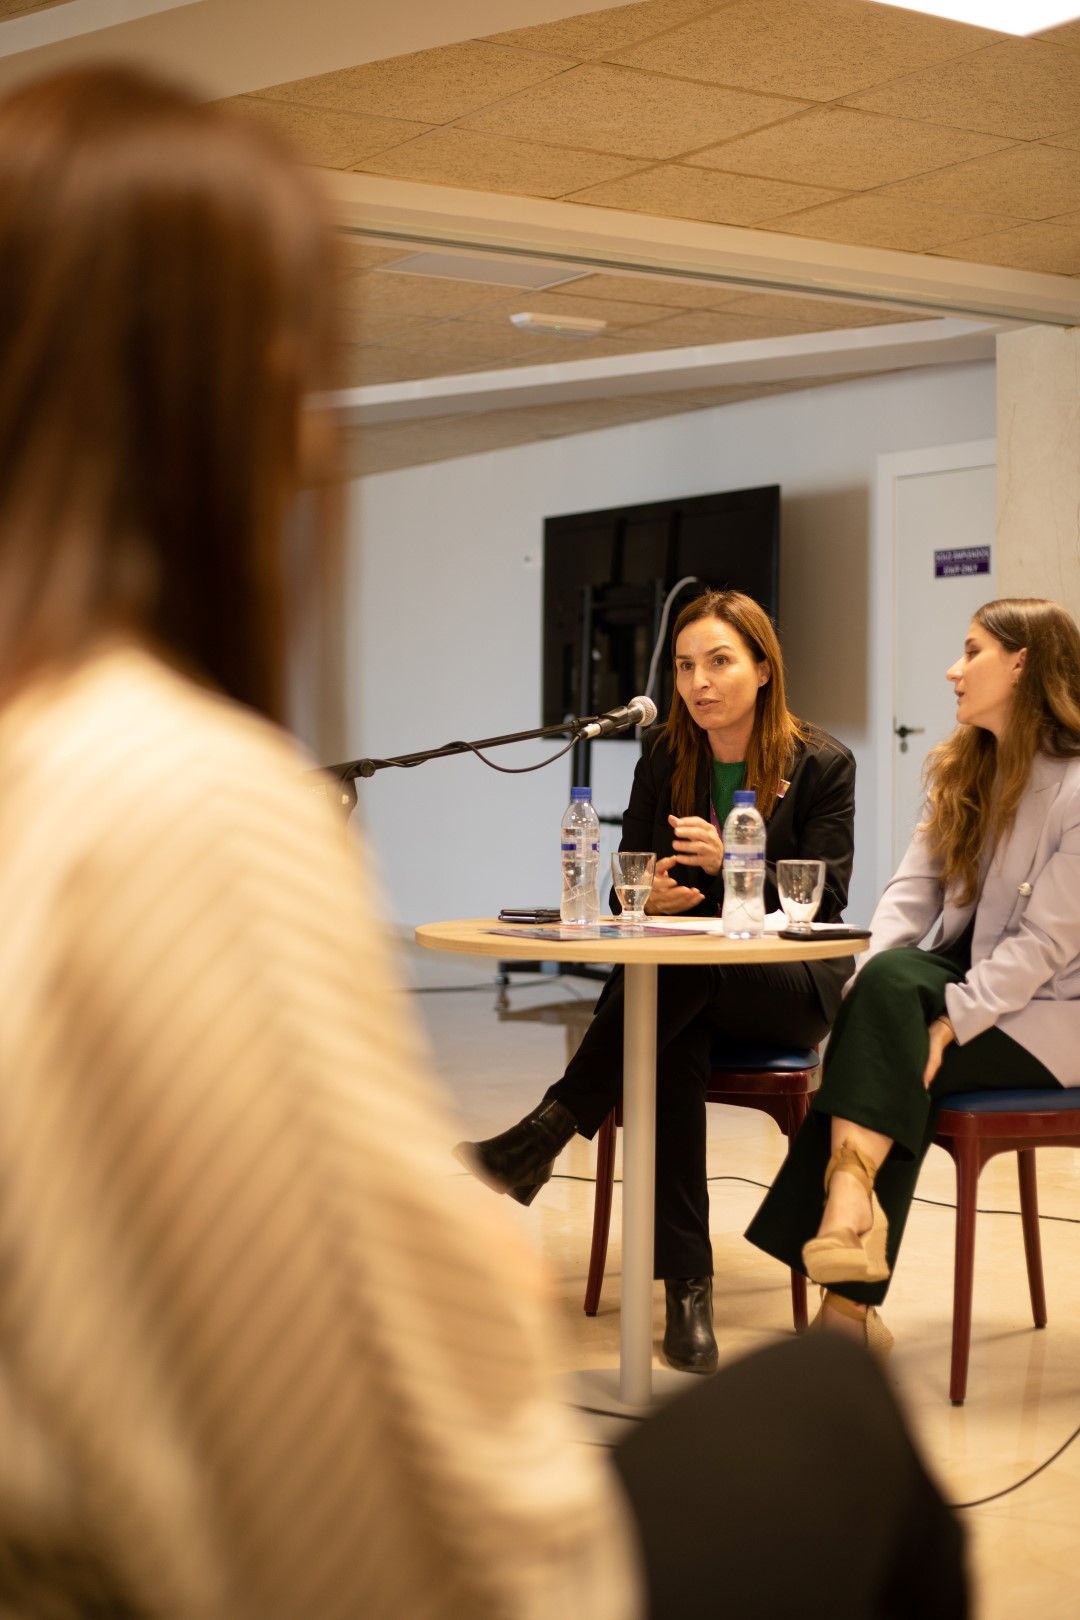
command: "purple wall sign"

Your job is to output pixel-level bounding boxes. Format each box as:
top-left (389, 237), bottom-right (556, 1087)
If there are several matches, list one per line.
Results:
top-left (934, 546), bottom-right (991, 579)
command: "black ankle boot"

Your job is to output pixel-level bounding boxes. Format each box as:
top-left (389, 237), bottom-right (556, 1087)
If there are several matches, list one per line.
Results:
top-left (453, 1099), bottom-right (578, 1206)
top-left (662, 1277), bottom-right (718, 1375)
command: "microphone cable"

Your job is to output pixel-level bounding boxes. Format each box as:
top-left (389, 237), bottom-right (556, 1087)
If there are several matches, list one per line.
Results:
top-left (642, 575), bottom-right (700, 718)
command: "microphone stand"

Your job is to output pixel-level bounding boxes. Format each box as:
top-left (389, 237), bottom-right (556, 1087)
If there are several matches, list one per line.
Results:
top-left (324, 719), bottom-right (584, 820)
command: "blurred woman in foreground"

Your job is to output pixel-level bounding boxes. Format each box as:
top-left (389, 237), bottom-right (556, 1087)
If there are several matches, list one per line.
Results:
top-left (0, 65), bottom-right (963, 1620)
top-left (0, 67), bottom-right (635, 1620)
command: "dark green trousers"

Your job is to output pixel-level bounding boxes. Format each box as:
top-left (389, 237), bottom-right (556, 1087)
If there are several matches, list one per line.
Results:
top-left (745, 945), bottom-right (1059, 1306)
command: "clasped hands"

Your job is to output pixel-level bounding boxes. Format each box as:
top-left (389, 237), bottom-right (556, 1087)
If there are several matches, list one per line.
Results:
top-left (643, 815), bottom-right (724, 915)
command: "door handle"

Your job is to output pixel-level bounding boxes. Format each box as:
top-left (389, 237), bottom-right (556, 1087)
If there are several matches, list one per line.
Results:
top-left (894, 722), bottom-right (925, 754)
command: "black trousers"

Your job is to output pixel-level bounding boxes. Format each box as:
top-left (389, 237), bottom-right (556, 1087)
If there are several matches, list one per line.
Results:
top-left (545, 962), bottom-right (829, 1278)
top-left (614, 1333), bottom-right (967, 1620)
top-left (746, 946), bottom-right (1060, 1306)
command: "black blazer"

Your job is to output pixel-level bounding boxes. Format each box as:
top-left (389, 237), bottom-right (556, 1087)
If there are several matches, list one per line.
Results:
top-left (617, 728), bottom-right (857, 1023)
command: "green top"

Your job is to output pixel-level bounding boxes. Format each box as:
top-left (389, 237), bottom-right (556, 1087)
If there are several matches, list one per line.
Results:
top-left (710, 760), bottom-right (746, 829)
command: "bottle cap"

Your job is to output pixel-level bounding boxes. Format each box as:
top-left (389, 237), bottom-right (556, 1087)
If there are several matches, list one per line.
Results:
top-left (571, 786), bottom-right (592, 801)
top-left (733, 790), bottom-right (756, 806)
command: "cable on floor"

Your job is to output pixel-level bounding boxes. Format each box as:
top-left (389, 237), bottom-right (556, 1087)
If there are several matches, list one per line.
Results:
top-left (550, 1170), bottom-right (1080, 1222)
top-left (950, 1421), bottom-right (1080, 1508)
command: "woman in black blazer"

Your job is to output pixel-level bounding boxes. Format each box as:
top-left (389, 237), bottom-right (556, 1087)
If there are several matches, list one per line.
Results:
top-left (457, 590), bottom-right (855, 1372)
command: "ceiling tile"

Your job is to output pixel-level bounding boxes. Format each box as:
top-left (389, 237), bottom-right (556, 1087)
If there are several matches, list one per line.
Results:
top-left (252, 42), bottom-right (574, 125)
top-left (846, 39), bottom-right (1080, 142)
top-left (613, 309), bottom-right (838, 347)
top-left (336, 271), bottom-right (510, 317)
top-left (353, 127), bottom-right (645, 198)
top-left (567, 163), bottom-right (843, 225)
top-left (768, 192), bottom-right (1018, 251)
top-left (344, 412), bottom-right (551, 476)
top-left (338, 308), bottom-right (448, 346)
top-left (689, 106), bottom-right (1013, 191)
top-left (483, 0), bottom-right (720, 60)
top-left (932, 217), bottom-right (1080, 275)
top-left (1043, 130), bottom-right (1080, 152)
top-left (335, 240), bottom-right (411, 274)
top-left (1033, 21), bottom-right (1080, 48)
top-left (545, 271), bottom-right (750, 308)
top-left (459, 64), bottom-right (809, 160)
top-left (335, 347), bottom-right (452, 388)
top-left (607, 0), bottom-right (1002, 103)
top-left (0, 0), bottom-right (68, 14)
top-left (225, 97), bottom-right (429, 169)
top-left (714, 291), bottom-right (931, 328)
top-left (375, 320), bottom-right (556, 367)
top-left (868, 143), bottom-right (1080, 222)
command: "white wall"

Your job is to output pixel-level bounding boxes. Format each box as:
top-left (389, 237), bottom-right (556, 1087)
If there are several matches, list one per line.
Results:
top-left (346, 360), bottom-right (995, 927)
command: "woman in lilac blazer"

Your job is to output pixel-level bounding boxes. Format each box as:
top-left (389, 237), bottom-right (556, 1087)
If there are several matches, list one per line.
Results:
top-left (747, 598), bottom-right (1080, 1357)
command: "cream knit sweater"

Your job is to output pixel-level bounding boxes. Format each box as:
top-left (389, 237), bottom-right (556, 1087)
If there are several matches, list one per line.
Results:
top-left (0, 645), bottom-right (640, 1620)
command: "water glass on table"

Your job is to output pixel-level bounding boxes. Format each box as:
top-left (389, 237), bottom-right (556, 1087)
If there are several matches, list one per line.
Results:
top-left (776, 859), bottom-right (826, 934)
top-left (611, 851), bottom-right (655, 929)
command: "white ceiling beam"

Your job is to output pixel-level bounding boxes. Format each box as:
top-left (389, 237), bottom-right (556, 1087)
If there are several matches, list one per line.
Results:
top-left (331, 318), bottom-right (1002, 426)
top-left (325, 171), bottom-right (1080, 329)
top-left (0, 1), bottom-right (202, 55)
top-left (0, 0), bottom-right (636, 94)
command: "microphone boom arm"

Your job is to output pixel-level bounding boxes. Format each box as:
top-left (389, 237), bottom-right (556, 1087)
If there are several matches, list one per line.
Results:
top-left (326, 718), bottom-right (586, 785)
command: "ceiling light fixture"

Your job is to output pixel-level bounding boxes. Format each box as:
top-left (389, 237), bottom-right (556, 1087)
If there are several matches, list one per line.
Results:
top-left (510, 312), bottom-right (608, 338)
top-left (869, 1), bottom-right (1080, 31)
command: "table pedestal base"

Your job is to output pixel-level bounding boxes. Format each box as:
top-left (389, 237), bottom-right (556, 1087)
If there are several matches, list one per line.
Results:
top-left (564, 1364), bottom-right (699, 1424)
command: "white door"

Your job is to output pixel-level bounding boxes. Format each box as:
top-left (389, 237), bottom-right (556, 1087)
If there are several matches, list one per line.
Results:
top-left (875, 441), bottom-right (996, 883)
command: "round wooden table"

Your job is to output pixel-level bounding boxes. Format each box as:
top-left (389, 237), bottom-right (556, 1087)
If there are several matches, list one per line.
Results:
top-left (417, 918), bottom-right (867, 1411)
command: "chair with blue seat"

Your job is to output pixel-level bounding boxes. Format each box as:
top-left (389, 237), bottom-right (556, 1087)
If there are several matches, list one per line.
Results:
top-left (933, 1088), bottom-right (1080, 1404)
top-left (584, 1043), bottom-right (820, 1328)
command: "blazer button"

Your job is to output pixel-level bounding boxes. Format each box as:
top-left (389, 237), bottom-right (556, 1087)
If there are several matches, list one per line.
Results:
top-left (1018, 882), bottom-right (1033, 896)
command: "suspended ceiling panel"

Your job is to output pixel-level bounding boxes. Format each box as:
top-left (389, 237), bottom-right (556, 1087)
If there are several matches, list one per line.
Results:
top-left (0, 1), bottom-right (69, 16)
top-left (229, 0), bottom-right (1080, 276)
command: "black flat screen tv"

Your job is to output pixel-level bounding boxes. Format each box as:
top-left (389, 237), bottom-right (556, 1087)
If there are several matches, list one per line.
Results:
top-left (542, 485), bottom-right (780, 727)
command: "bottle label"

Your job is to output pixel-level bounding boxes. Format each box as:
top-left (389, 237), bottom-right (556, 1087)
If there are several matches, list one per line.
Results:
top-left (724, 851), bottom-right (765, 865)
top-left (561, 839), bottom-right (600, 854)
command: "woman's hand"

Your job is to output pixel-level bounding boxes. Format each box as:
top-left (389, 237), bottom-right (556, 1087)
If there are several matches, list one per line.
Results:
top-left (644, 855), bottom-right (705, 915)
top-left (923, 1016), bottom-right (956, 1089)
top-left (667, 814), bottom-right (724, 877)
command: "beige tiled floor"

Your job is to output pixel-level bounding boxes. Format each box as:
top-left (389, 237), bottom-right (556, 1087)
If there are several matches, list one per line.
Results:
top-left (405, 941), bottom-right (1080, 1619)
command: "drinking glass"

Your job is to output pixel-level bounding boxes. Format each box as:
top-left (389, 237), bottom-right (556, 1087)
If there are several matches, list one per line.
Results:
top-left (776, 859), bottom-right (825, 934)
top-left (611, 852), bottom-right (656, 929)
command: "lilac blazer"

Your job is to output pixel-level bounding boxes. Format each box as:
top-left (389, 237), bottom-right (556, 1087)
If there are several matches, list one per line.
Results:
top-left (863, 754), bottom-right (1080, 1086)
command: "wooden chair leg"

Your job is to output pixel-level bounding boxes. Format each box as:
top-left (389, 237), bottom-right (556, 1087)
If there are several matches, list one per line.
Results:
top-left (790, 1267), bottom-right (808, 1333)
top-left (789, 1091), bottom-right (811, 1133)
top-left (950, 1137), bottom-right (981, 1405)
top-left (584, 1110), bottom-right (617, 1315)
top-left (1017, 1148), bottom-right (1048, 1330)
top-left (782, 1092), bottom-right (811, 1332)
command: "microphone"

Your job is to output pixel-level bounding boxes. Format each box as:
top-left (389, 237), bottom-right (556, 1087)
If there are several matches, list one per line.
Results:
top-left (578, 695), bottom-right (658, 739)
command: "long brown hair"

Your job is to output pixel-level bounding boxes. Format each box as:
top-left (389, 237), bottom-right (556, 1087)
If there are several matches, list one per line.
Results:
top-left (663, 590), bottom-right (806, 816)
top-left (923, 598), bottom-right (1080, 903)
top-left (0, 66), bottom-right (338, 718)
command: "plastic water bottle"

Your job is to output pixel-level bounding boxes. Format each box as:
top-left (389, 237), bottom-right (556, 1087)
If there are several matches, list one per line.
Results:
top-left (560, 786), bottom-right (600, 925)
top-left (721, 789), bottom-right (766, 939)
